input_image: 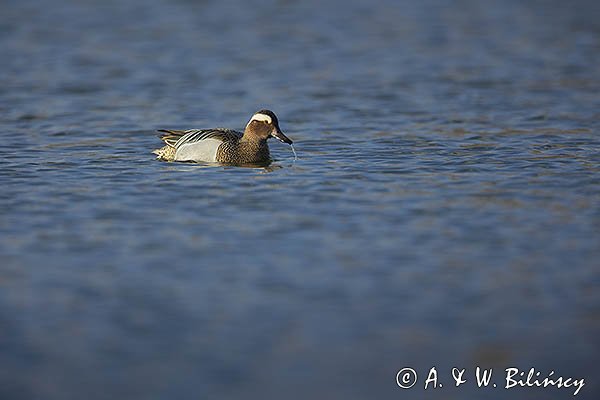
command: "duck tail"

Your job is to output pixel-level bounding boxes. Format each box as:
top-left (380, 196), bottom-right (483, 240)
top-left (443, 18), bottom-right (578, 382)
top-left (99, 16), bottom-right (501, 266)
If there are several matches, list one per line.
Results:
top-left (157, 129), bottom-right (187, 147)
top-left (152, 145), bottom-right (176, 161)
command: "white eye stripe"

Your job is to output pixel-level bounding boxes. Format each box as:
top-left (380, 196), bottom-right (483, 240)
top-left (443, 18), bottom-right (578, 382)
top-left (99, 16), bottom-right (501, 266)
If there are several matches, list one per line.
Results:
top-left (250, 113), bottom-right (272, 124)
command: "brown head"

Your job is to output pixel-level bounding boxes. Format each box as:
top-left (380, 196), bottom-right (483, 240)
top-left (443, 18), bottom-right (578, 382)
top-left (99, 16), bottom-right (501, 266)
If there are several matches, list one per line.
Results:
top-left (244, 109), bottom-right (293, 144)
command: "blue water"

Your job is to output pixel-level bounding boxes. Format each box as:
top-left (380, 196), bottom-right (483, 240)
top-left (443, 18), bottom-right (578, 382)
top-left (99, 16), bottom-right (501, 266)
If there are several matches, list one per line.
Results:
top-left (1, 0), bottom-right (599, 399)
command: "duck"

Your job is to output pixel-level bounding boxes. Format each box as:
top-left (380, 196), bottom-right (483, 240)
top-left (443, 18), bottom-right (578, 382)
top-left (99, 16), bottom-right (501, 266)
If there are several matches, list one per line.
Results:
top-left (153, 109), bottom-right (292, 164)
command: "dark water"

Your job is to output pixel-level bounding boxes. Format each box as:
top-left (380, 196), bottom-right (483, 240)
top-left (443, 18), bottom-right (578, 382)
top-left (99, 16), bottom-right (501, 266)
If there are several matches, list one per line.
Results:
top-left (1, 0), bottom-right (599, 399)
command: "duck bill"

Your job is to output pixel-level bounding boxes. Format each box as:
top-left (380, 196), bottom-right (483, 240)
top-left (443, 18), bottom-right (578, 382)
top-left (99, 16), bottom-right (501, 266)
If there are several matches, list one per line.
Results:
top-left (271, 127), bottom-right (293, 144)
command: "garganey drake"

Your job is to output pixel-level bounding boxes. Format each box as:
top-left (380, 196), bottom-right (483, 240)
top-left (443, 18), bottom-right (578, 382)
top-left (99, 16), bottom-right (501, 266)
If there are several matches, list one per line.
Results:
top-left (153, 109), bottom-right (292, 164)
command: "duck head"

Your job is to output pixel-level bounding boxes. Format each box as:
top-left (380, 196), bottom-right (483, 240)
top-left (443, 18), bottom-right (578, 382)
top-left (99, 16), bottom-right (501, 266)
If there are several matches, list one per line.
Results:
top-left (245, 109), bottom-right (293, 144)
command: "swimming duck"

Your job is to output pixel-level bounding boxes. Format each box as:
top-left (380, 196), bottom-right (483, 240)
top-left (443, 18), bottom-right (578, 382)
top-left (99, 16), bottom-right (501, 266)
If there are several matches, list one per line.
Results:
top-left (153, 109), bottom-right (292, 164)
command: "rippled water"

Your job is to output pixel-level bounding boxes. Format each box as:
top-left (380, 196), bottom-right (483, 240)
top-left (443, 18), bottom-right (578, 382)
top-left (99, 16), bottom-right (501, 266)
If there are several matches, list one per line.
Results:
top-left (1, 0), bottom-right (599, 399)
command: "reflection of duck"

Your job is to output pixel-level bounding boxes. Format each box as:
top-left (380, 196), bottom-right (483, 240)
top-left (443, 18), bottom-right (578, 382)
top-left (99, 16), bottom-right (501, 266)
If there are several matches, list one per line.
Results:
top-left (153, 109), bottom-right (292, 164)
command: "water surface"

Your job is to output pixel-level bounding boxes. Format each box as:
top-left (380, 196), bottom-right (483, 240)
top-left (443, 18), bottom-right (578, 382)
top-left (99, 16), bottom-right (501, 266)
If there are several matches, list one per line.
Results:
top-left (1, 0), bottom-right (599, 399)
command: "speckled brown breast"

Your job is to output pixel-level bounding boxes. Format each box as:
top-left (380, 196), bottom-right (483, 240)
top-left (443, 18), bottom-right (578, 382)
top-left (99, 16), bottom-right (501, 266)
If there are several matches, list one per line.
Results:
top-left (216, 139), bottom-right (271, 164)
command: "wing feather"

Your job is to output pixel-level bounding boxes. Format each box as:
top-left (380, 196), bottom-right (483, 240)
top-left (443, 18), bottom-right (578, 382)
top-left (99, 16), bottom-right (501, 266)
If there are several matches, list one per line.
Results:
top-left (157, 128), bottom-right (242, 148)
